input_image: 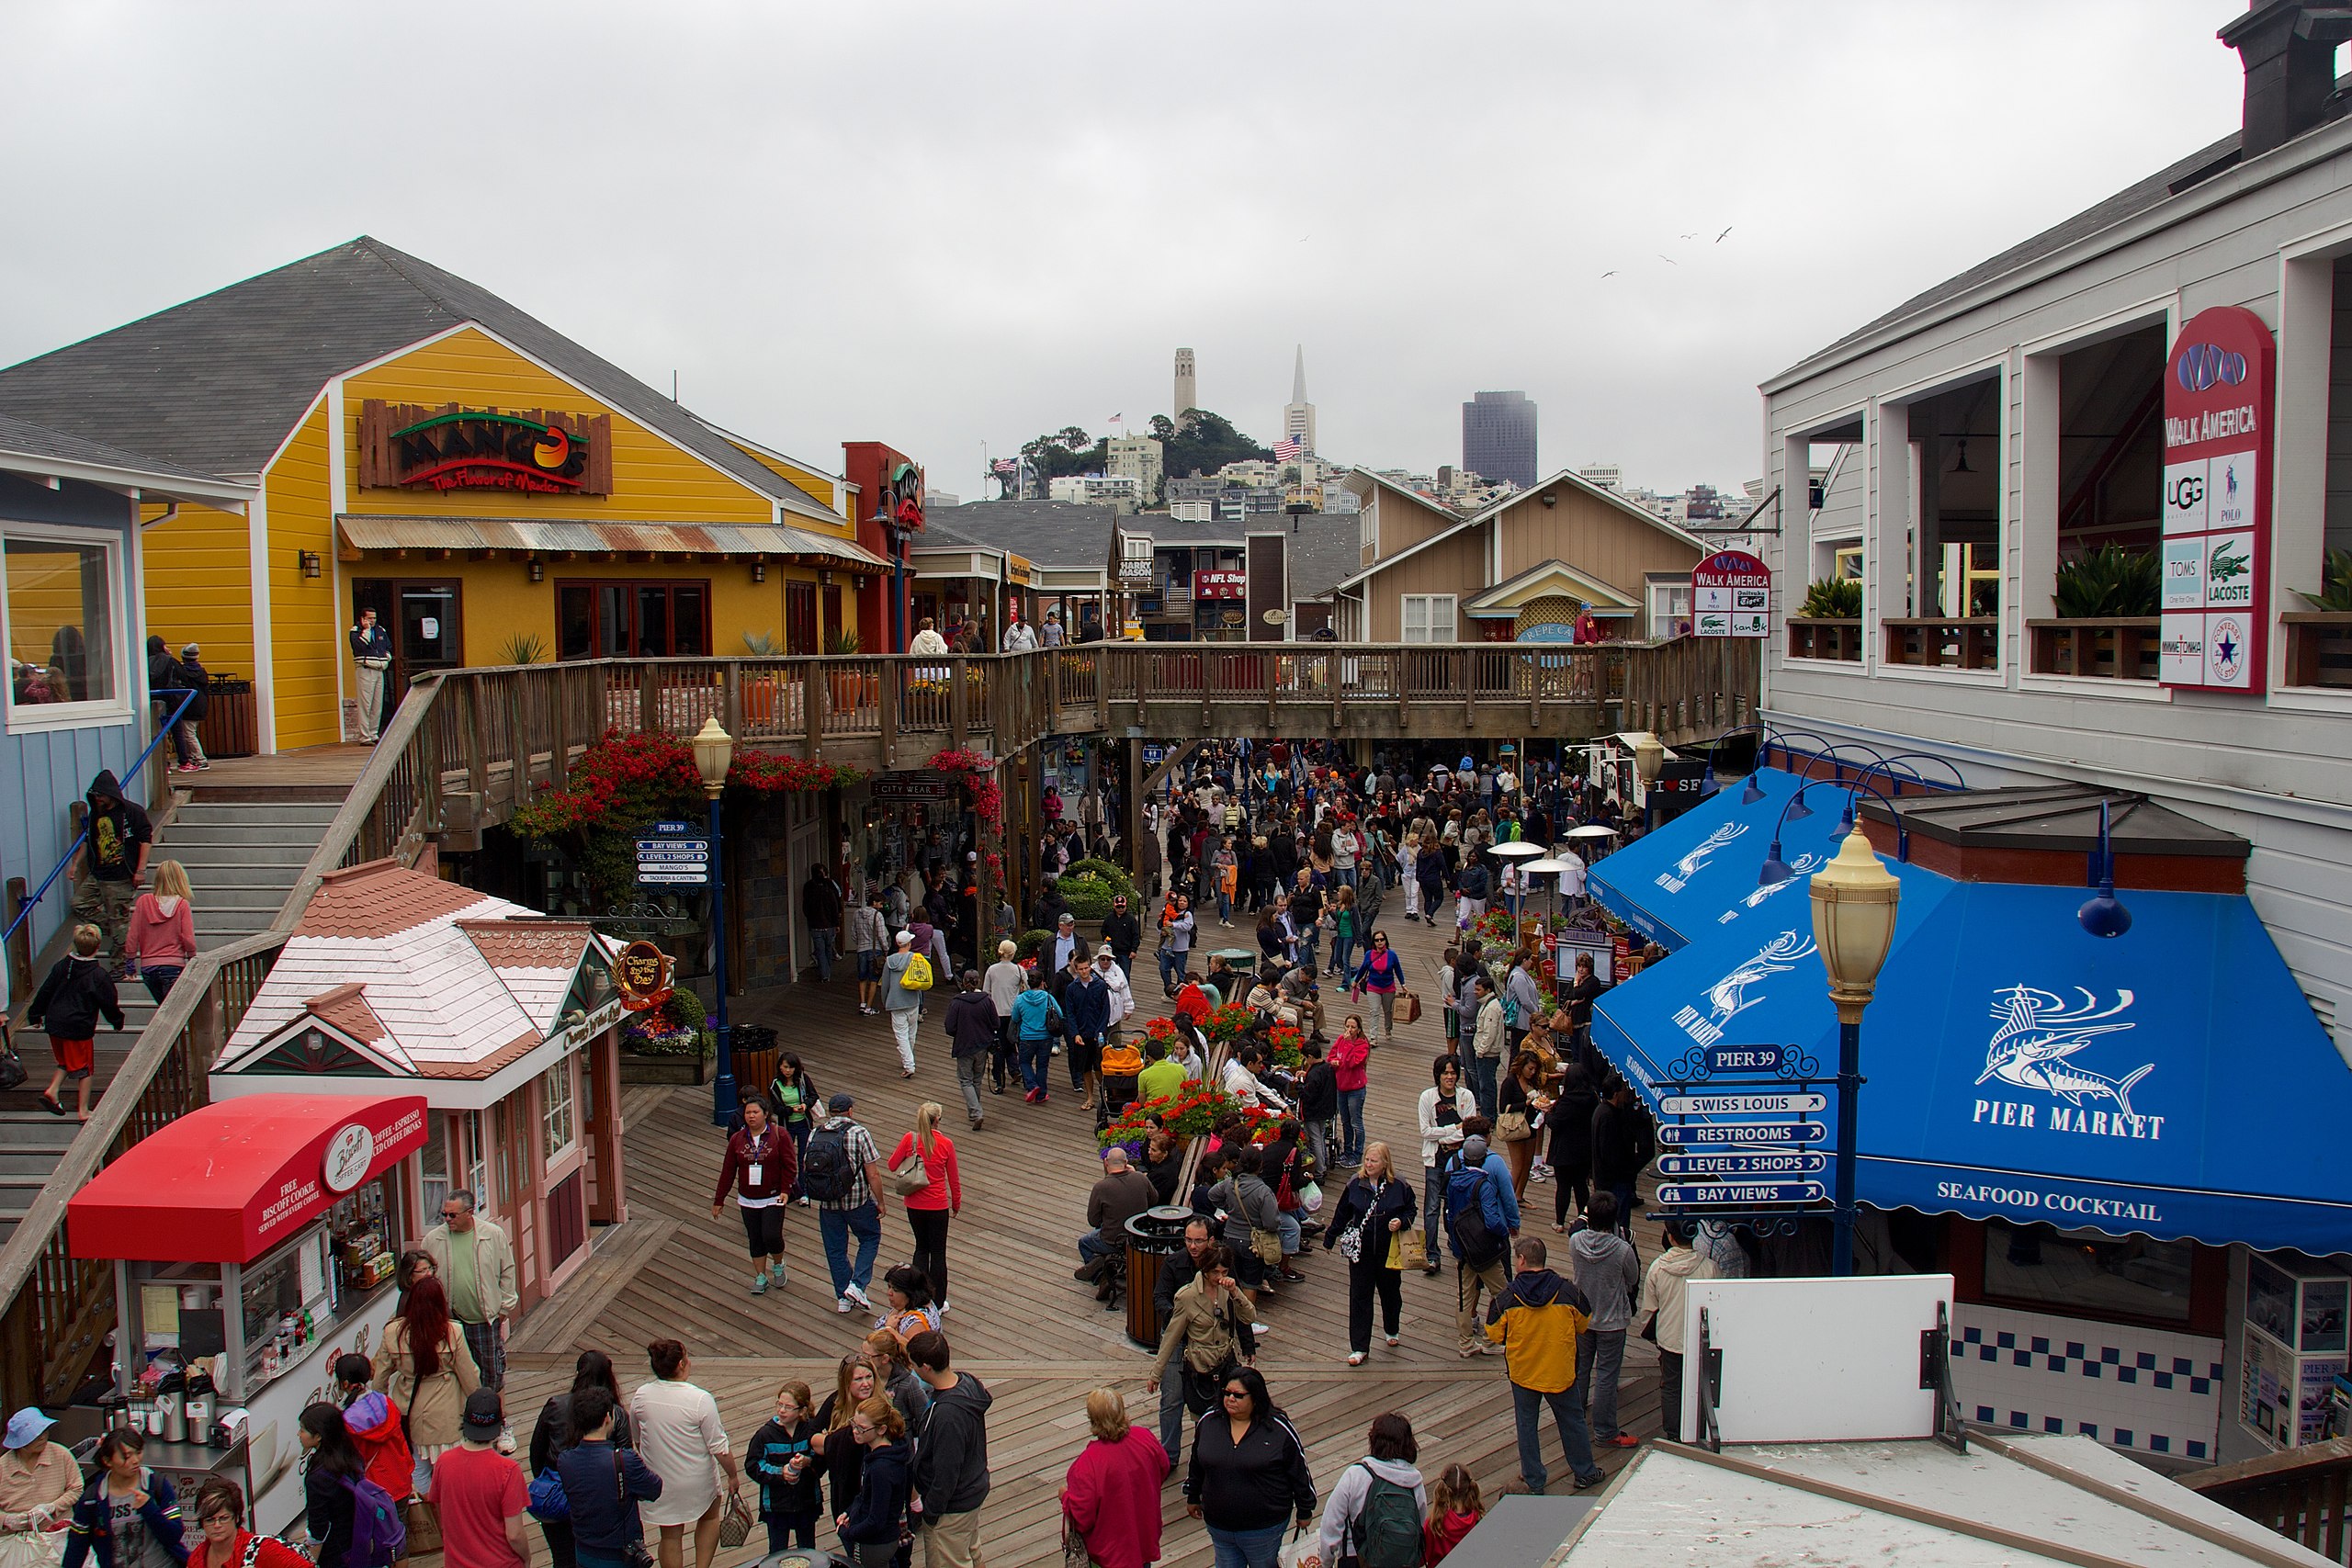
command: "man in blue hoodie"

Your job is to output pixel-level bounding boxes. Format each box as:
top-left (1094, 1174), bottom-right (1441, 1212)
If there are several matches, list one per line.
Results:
top-left (1446, 1132), bottom-right (1519, 1358)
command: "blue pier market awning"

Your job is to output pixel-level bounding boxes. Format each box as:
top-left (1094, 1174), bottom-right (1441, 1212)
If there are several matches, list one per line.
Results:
top-left (1591, 862), bottom-right (2352, 1254)
top-left (1589, 767), bottom-right (1850, 950)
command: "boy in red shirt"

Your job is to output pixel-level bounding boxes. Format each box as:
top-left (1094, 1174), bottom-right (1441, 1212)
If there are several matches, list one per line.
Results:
top-left (429, 1392), bottom-right (530, 1568)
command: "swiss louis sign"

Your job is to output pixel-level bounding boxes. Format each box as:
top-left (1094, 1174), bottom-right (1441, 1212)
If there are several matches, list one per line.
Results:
top-left (2159, 307), bottom-right (2272, 694)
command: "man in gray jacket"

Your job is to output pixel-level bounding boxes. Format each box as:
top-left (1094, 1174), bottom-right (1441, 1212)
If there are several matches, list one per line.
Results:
top-left (1567, 1190), bottom-right (1642, 1447)
top-left (907, 1330), bottom-right (990, 1568)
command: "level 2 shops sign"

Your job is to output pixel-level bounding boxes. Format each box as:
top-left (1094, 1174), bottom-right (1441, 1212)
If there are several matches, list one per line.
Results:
top-left (2159, 307), bottom-right (2271, 694)
top-left (358, 399), bottom-right (615, 496)
top-left (1691, 549), bottom-right (1770, 637)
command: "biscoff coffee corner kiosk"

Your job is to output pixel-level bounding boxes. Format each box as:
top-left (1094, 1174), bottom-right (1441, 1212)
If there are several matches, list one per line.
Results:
top-left (69, 1094), bottom-right (426, 1534)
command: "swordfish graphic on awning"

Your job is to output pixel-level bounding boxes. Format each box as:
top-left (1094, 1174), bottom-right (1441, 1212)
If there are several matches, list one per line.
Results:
top-left (1589, 767), bottom-right (1848, 950)
top-left (1978, 986), bottom-right (2151, 1128)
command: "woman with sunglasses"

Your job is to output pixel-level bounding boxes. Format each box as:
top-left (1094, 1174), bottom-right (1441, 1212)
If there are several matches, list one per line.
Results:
top-left (182, 1482), bottom-right (306, 1568)
top-left (1181, 1367), bottom-right (1315, 1568)
top-left (831, 1399), bottom-right (910, 1568)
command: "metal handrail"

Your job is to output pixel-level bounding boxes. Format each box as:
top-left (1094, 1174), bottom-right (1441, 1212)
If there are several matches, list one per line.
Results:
top-left (2, 687), bottom-right (198, 950)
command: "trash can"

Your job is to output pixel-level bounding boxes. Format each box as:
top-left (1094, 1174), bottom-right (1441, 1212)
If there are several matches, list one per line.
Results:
top-left (198, 677), bottom-right (256, 758)
top-left (730, 1024), bottom-right (779, 1105)
top-left (1123, 1204), bottom-right (1195, 1350)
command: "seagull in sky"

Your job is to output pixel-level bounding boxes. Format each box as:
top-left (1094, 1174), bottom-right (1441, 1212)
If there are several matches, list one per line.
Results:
top-left (1600, 269), bottom-right (1617, 277)
top-left (1716, 225), bottom-right (1734, 243)
top-left (1657, 254), bottom-right (1678, 265)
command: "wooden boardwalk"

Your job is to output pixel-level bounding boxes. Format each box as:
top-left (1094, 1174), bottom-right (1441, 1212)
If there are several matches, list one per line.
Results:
top-left (505, 902), bottom-right (1665, 1567)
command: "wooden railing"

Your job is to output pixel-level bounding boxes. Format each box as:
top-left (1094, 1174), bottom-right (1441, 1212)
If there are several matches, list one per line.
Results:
top-left (2028, 616), bottom-right (2160, 681)
top-left (1785, 618), bottom-right (1863, 662)
top-left (1883, 616), bottom-right (2001, 671)
top-left (2185, 1436), bottom-right (2352, 1562)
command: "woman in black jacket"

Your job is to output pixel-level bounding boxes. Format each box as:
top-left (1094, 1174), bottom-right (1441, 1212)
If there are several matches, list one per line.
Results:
top-left (1182, 1367), bottom-right (1315, 1568)
top-left (528, 1351), bottom-right (636, 1568)
top-left (1548, 1063), bottom-right (1600, 1232)
top-left (296, 1404), bottom-right (364, 1568)
top-left (812, 1356), bottom-right (877, 1525)
top-left (1320, 1141), bottom-right (1417, 1365)
top-left (832, 1399), bottom-right (910, 1568)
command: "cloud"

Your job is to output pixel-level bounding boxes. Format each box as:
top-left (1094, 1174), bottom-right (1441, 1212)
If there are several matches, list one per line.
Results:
top-left (0, 0), bottom-right (2245, 494)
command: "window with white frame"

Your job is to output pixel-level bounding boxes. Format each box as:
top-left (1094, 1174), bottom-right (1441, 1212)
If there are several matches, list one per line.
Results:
top-left (3, 524), bottom-right (127, 728)
top-left (1400, 593), bottom-right (1456, 643)
top-left (542, 1061), bottom-right (577, 1161)
top-left (1646, 580), bottom-right (1693, 640)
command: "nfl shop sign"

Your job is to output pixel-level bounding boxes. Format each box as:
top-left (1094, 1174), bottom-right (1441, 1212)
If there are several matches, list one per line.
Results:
top-left (1690, 549), bottom-right (1771, 637)
top-left (1194, 570), bottom-right (1247, 599)
top-left (2159, 306), bottom-right (2272, 694)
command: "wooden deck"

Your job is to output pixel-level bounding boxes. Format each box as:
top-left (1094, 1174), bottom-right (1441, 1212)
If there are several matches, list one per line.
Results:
top-left (183, 742), bottom-right (373, 803)
top-left (503, 903), bottom-right (1667, 1568)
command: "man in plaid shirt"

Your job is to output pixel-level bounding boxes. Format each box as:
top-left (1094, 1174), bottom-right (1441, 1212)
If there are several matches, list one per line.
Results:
top-left (810, 1092), bottom-right (891, 1313)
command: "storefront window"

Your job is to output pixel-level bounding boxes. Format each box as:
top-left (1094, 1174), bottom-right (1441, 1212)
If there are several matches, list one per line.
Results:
top-left (1983, 1220), bottom-right (2193, 1325)
top-left (4, 527), bottom-right (123, 722)
top-left (558, 581), bottom-right (712, 659)
top-left (786, 581), bottom-right (818, 655)
top-left (493, 1101), bottom-right (514, 1206)
top-left (542, 1062), bottom-right (576, 1161)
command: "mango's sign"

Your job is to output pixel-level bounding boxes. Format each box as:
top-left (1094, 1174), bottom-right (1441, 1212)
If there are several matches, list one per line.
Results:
top-left (358, 399), bottom-right (614, 496)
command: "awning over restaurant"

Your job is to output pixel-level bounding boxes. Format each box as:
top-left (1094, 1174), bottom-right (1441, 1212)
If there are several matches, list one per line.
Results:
top-left (1591, 863), bottom-right (2352, 1253)
top-left (336, 513), bottom-right (890, 569)
top-left (1589, 766), bottom-right (1849, 948)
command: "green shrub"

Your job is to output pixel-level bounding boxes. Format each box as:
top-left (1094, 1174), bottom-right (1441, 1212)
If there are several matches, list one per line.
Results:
top-left (1014, 928), bottom-right (1055, 964)
top-left (2308, 547), bottom-right (2352, 611)
top-left (1798, 578), bottom-right (1862, 618)
top-left (1062, 857), bottom-right (1135, 900)
top-left (2054, 546), bottom-right (2159, 617)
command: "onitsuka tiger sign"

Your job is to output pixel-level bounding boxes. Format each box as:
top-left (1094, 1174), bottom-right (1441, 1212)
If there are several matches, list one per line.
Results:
top-left (2158, 307), bottom-right (2271, 694)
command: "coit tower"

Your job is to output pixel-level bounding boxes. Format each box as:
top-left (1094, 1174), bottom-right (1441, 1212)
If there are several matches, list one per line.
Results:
top-left (1174, 348), bottom-right (1197, 430)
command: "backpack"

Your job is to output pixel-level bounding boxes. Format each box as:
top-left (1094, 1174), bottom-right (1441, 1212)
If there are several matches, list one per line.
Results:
top-left (900, 953), bottom-right (933, 991)
top-left (1351, 1466), bottom-right (1427, 1568)
top-left (1448, 1171), bottom-right (1506, 1269)
top-left (799, 1124), bottom-right (854, 1203)
top-left (339, 1472), bottom-right (407, 1568)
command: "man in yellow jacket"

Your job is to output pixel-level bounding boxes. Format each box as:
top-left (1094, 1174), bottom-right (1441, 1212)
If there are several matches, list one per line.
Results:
top-left (1485, 1235), bottom-right (1608, 1494)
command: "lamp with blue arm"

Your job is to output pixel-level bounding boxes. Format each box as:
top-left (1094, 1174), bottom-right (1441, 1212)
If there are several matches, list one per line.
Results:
top-left (1758, 776), bottom-right (1909, 888)
top-left (2078, 799), bottom-right (2133, 939)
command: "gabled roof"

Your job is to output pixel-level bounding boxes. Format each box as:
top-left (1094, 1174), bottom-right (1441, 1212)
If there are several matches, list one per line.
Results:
top-left (926, 500), bottom-right (1121, 570)
top-left (0, 412), bottom-right (254, 502)
top-left (1462, 558), bottom-right (1638, 616)
top-left (1264, 513), bottom-right (1360, 601)
top-left (1332, 467), bottom-right (1704, 595)
top-left (0, 237), bottom-right (837, 521)
top-left (1770, 132), bottom-right (2242, 388)
top-left (1343, 468), bottom-right (1463, 525)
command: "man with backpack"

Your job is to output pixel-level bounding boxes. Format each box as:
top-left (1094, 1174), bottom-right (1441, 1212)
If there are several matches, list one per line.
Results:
top-left (804, 1092), bottom-right (888, 1314)
top-left (1445, 1134), bottom-right (1517, 1359)
top-left (428, 1391), bottom-right (529, 1568)
top-left (880, 931), bottom-right (929, 1076)
top-left (1485, 1236), bottom-right (1606, 1495)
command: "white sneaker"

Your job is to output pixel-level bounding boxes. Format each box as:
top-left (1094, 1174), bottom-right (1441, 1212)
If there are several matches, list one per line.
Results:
top-left (835, 1295), bottom-right (854, 1313)
top-left (845, 1283), bottom-right (872, 1309)
top-left (1051, 1043), bottom-right (1063, 1055)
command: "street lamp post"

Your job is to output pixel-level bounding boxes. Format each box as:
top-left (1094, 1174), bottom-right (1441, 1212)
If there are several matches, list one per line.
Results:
top-left (693, 717), bottom-right (738, 1127)
top-left (1807, 827), bottom-right (1902, 1276)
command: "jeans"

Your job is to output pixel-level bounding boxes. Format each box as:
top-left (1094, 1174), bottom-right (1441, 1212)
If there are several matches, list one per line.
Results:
top-left (1577, 1326), bottom-right (1628, 1439)
top-left (811, 928), bottom-right (836, 982)
top-left (1469, 1055), bottom-right (1500, 1119)
top-left (1159, 1365), bottom-right (1187, 1467)
top-left (955, 1053), bottom-right (986, 1122)
top-left (1077, 1233), bottom-right (1117, 1269)
top-left (1205, 1522), bottom-right (1287, 1568)
top-left (1659, 1348), bottom-right (1686, 1443)
top-left (1297, 929), bottom-right (1320, 972)
top-left (763, 1517), bottom-right (815, 1554)
top-left (1336, 1088), bottom-right (1366, 1166)
top-left (1455, 1258), bottom-right (1507, 1351)
top-left (1610, 1181), bottom-right (1637, 1239)
top-left (1160, 945), bottom-right (1192, 993)
top-left (1332, 933), bottom-right (1355, 978)
top-left (1216, 890), bottom-right (1232, 923)
top-left (887, 1007), bottom-right (919, 1072)
top-left (1511, 1381), bottom-right (1604, 1494)
top-left (139, 965), bottom-right (184, 1004)
top-left (1019, 1038), bottom-right (1051, 1094)
top-left (1335, 866), bottom-right (1358, 889)
top-left (819, 1201), bottom-right (881, 1299)
top-left (1276, 1212), bottom-right (1301, 1255)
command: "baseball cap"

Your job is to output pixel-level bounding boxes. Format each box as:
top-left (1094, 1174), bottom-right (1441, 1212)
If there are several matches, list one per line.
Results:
top-left (828, 1092), bottom-right (855, 1113)
top-left (4, 1407), bottom-right (55, 1449)
top-left (461, 1389), bottom-right (503, 1440)
top-left (895, 930), bottom-right (913, 946)
top-left (1057, 912), bottom-right (1075, 925)
top-left (1461, 1134), bottom-right (1491, 1166)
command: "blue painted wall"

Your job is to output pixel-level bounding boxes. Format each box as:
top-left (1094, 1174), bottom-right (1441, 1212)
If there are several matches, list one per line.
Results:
top-left (2, 471), bottom-right (145, 988)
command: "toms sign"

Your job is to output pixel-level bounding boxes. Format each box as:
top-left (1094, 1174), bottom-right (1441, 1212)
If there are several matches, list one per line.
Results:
top-left (2159, 307), bottom-right (2271, 694)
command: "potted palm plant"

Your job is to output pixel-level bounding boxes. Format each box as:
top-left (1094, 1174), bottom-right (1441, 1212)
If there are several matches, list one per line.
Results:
top-left (741, 630), bottom-right (781, 724)
top-left (824, 628), bottom-right (870, 714)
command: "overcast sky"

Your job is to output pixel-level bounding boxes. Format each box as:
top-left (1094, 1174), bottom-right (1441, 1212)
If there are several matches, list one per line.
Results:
top-left (2, 2), bottom-right (2252, 501)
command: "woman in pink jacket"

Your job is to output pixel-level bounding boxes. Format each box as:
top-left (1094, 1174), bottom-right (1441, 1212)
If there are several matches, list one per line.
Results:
top-left (1327, 1020), bottom-right (1373, 1173)
top-left (1061, 1389), bottom-right (1168, 1568)
top-left (125, 860), bottom-right (198, 1002)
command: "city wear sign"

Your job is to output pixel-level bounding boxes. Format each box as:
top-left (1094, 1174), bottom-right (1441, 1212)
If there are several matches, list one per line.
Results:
top-left (2159, 307), bottom-right (2271, 694)
top-left (1690, 548), bottom-right (1771, 637)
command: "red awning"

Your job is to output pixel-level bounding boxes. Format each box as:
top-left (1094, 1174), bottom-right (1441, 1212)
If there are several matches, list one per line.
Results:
top-left (69, 1094), bottom-right (427, 1263)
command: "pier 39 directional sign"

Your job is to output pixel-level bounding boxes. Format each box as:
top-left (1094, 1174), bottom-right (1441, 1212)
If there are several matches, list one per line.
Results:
top-left (636, 820), bottom-right (711, 887)
top-left (1653, 1042), bottom-right (1830, 1213)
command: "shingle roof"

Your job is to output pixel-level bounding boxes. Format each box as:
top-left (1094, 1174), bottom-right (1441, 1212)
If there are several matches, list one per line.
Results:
top-left (1777, 134), bottom-right (2242, 381)
top-left (1272, 513), bottom-right (1360, 600)
top-left (0, 411), bottom-right (244, 491)
top-left (925, 500), bottom-right (1120, 569)
top-left (0, 237), bottom-right (836, 520)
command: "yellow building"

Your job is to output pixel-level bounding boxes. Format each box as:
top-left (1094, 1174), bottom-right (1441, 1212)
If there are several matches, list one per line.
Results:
top-left (0, 238), bottom-right (887, 751)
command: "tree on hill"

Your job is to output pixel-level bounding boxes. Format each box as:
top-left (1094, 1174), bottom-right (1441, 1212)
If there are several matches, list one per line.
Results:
top-left (1020, 425), bottom-right (1110, 481)
top-left (1150, 410), bottom-right (1272, 478)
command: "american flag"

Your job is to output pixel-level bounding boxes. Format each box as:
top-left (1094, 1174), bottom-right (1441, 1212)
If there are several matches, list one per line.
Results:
top-left (1274, 436), bottom-right (1303, 461)
top-left (991, 457), bottom-right (1019, 475)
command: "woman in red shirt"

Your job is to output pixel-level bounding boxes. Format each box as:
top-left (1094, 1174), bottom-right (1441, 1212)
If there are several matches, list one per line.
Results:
top-left (1060, 1389), bottom-right (1168, 1568)
top-left (1327, 1018), bottom-right (1373, 1172)
top-left (711, 1096), bottom-right (798, 1296)
top-left (888, 1103), bottom-right (961, 1314)
top-left (185, 1481), bottom-right (310, 1568)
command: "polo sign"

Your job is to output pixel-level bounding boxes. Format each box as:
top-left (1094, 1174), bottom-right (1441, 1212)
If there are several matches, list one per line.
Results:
top-left (2158, 307), bottom-right (2271, 694)
top-left (1691, 549), bottom-right (1770, 637)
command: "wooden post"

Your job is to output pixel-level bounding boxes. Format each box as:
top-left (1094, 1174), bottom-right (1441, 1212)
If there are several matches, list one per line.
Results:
top-left (638, 664), bottom-right (660, 735)
top-left (1124, 738), bottom-right (1145, 880)
top-left (806, 659), bottom-right (825, 760)
top-left (880, 660), bottom-right (899, 772)
top-left (550, 667), bottom-right (571, 787)
top-left (722, 663), bottom-right (744, 740)
top-left (949, 659), bottom-right (969, 750)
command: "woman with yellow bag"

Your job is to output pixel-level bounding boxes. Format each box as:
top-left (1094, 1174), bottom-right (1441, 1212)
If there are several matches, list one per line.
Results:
top-left (1318, 1143), bottom-right (1418, 1367)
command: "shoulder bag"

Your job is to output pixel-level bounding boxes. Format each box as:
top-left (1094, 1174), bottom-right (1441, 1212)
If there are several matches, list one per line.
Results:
top-left (888, 1142), bottom-right (932, 1197)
